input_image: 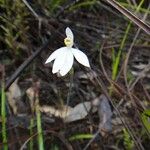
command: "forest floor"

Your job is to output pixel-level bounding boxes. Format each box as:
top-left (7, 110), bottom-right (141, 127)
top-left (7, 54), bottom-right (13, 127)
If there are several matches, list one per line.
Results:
top-left (0, 0), bottom-right (150, 149)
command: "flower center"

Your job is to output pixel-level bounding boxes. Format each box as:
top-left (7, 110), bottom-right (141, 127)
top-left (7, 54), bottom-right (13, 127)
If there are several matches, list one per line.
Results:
top-left (64, 38), bottom-right (73, 47)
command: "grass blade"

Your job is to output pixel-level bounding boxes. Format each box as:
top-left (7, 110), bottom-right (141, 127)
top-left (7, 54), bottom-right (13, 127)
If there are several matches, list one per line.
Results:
top-left (1, 82), bottom-right (8, 150)
top-left (36, 105), bottom-right (44, 150)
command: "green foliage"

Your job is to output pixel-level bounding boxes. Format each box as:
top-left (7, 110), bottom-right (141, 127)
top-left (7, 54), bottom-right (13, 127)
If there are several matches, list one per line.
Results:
top-left (69, 0), bottom-right (97, 10)
top-left (69, 133), bottom-right (93, 141)
top-left (141, 109), bottom-right (150, 134)
top-left (0, 0), bottom-right (29, 56)
top-left (123, 129), bottom-right (134, 150)
top-left (36, 0), bottom-right (67, 15)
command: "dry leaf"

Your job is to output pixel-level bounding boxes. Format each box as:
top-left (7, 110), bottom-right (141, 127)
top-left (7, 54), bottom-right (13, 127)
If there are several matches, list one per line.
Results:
top-left (26, 87), bottom-right (36, 112)
top-left (64, 102), bottom-right (92, 123)
top-left (93, 94), bottom-right (112, 136)
top-left (6, 78), bottom-right (24, 115)
top-left (38, 102), bottom-right (92, 123)
top-left (39, 105), bottom-right (72, 119)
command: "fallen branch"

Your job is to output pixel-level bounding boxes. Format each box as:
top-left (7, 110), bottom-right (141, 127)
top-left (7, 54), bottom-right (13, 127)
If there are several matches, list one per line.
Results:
top-left (5, 40), bottom-right (51, 91)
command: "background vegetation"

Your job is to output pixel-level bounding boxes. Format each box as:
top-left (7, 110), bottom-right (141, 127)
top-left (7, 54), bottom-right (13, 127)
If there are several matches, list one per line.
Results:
top-left (0, 0), bottom-right (150, 149)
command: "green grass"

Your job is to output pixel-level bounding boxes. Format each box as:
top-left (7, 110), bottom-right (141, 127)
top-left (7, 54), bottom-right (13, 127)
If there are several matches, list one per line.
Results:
top-left (1, 82), bottom-right (8, 150)
top-left (111, 0), bottom-right (146, 148)
top-left (69, 0), bottom-right (97, 10)
top-left (111, 22), bottom-right (131, 81)
top-left (36, 105), bottom-right (44, 150)
top-left (69, 133), bottom-right (94, 141)
top-left (119, 2), bottom-right (150, 14)
top-left (123, 128), bottom-right (134, 150)
top-left (0, 0), bottom-right (29, 56)
top-left (141, 109), bottom-right (150, 134)
top-left (29, 117), bottom-right (34, 150)
top-left (111, 0), bottom-right (145, 82)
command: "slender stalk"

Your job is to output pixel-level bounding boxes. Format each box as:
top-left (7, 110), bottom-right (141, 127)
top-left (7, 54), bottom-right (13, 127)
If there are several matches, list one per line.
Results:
top-left (112, 22), bottom-right (131, 81)
top-left (1, 82), bottom-right (8, 150)
top-left (36, 105), bottom-right (44, 150)
top-left (29, 117), bottom-right (34, 150)
top-left (66, 68), bottom-right (74, 106)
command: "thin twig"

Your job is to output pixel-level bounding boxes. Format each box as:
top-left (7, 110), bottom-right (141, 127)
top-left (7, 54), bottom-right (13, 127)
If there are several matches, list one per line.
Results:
top-left (106, 0), bottom-right (150, 34)
top-left (20, 132), bottom-right (38, 150)
top-left (22, 0), bottom-right (42, 36)
top-left (83, 130), bottom-right (100, 150)
top-left (22, 0), bottom-right (39, 19)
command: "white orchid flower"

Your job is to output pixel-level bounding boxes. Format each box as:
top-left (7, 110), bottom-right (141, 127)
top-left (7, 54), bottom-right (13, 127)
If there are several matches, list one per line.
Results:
top-left (45, 27), bottom-right (90, 76)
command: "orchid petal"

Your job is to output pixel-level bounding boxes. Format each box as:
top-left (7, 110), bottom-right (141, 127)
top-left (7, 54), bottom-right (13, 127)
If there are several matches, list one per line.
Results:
top-left (71, 48), bottom-right (90, 67)
top-left (45, 47), bottom-right (66, 64)
top-left (66, 27), bottom-right (74, 41)
top-left (52, 48), bottom-right (67, 74)
top-left (59, 50), bottom-right (74, 76)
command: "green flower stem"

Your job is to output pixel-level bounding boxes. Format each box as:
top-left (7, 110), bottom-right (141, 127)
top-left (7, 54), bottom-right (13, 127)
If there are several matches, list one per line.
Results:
top-left (66, 68), bottom-right (74, 106)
